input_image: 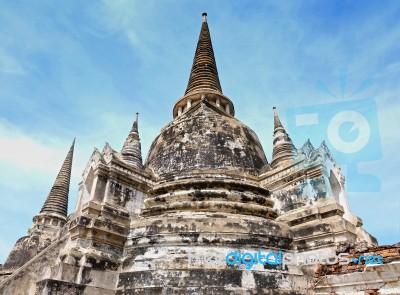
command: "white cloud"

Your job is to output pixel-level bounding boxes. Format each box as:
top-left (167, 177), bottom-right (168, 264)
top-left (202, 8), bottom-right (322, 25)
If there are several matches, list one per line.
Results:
top-left (0, 119), bottom-right (67, 174)
top-left (0, 119), bottom-right (86, 191)
top-left (86, 1), bottom-right (139, 40)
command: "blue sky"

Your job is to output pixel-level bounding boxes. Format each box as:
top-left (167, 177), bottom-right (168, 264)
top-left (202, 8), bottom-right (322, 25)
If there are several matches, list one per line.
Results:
top-left (0, 1), bottom-right (399, 262)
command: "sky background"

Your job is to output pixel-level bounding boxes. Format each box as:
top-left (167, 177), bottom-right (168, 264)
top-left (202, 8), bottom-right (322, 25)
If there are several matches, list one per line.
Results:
top-left (0, 0), bottom-right (399, 262)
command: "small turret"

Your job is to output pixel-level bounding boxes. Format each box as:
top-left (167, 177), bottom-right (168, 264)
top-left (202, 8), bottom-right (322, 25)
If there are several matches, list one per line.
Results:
top-left (121, 113), bottom-right (143, 169)
top-left (271, 107), bottom-right (297, 168)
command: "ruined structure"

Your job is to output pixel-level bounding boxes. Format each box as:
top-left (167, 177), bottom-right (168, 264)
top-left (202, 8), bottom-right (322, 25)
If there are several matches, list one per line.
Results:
top-left (1, 13), bottom-right (398, 295)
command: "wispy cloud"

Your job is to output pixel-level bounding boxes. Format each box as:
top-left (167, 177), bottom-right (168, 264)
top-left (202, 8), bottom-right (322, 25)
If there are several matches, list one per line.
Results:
top-left (0, 49), bottom-right (25, 75)
top-left (0, 118), bottom-right (85, 200)
top-left (0, 119), bottom-right (66, 174)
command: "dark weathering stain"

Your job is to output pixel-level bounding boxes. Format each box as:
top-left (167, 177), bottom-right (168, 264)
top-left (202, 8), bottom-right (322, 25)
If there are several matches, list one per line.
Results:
top-left (180, 233), bottom-right (200, 243)
top-left (86, 257), bottom-right (119, 271)
top-left (117, 269), bottom-right (242, 288)
top-left (295, 223), bottom-right (331, 237)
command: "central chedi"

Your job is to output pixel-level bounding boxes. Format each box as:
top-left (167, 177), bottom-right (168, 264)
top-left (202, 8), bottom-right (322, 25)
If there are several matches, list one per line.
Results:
top-left (123, 12), bottom-right (299, 294)
top-left (0, 12), bottom-right (378, 295)
top-left (147, 13), bottom-right (266, 178)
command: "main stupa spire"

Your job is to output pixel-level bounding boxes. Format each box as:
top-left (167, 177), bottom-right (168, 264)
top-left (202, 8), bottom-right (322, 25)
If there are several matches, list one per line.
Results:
top-left (173, 13), bottom-right (235, 118)
top-left (185, 12), bottom-right (222, 95)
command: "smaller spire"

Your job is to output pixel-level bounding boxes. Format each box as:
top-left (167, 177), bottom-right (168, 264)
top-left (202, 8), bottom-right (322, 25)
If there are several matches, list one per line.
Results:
top-left (121, 113), bottom-right (143, 169)
top-left (271, 107), bottom-right (297, 168)
top-left (39, 139), bottom-right (75, 219)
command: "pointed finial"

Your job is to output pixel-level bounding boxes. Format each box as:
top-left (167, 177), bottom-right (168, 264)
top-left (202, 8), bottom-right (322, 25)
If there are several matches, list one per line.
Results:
top-left (131, 113), bottom-right (139, 133)
top-left (302, 138), bottom-right (315, 151)
top-left (273, 107), bottom-right (283, 129)
top-left (320, 140), bottom-right (329, 149)
top-left (202, 12), bottom-right (207, 23)
top-left (273, 106), bottom-right (278, 118)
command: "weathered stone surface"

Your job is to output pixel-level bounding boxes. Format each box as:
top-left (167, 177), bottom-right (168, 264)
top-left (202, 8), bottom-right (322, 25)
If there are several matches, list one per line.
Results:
top-left (3, 235), bottom-right (51, 270)
top-left (312, 244), bottom-right (400, 294)
top-left (0, 12), bottom-right (396, 295)
top-left (35, 279), bottom-right (86, 295)
top-left (146, 100), bottom-right (267, 179)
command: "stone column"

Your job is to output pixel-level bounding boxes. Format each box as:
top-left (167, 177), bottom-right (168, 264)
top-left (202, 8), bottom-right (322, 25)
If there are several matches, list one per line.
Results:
top-left (225, 104), bottom-right (230, 114)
